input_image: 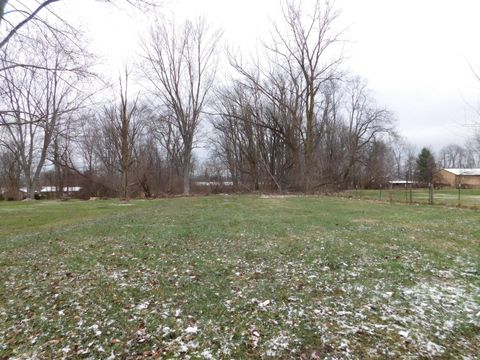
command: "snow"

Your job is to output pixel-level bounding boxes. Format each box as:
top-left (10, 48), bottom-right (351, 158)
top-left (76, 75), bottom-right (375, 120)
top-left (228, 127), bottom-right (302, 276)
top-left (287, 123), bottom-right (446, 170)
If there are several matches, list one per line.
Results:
top-left (185, 325), bottom-right (198, 334)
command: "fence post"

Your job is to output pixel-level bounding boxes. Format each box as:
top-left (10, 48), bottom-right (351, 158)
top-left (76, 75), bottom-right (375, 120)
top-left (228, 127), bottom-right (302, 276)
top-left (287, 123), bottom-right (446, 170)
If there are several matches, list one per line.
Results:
top-left (432, 183), bottom-right (435, 205)
top-left (458, 183), bottom-right (461, 207)
top-left (428, 183), bottom-right (434, 205)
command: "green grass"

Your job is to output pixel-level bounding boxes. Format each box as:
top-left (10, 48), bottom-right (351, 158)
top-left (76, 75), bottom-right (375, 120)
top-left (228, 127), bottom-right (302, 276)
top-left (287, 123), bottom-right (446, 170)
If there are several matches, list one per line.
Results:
top-left (0, 199), bottom-right (159, 236)
top-left (0, 196), bottom-right (479, 358)
top-left (341, 188), bottom-right (480, 208)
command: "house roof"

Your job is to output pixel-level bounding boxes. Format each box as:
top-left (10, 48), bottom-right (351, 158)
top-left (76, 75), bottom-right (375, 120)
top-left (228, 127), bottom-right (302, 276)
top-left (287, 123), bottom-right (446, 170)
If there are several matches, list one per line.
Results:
top-left (442, 168), bottom-right (480, 176)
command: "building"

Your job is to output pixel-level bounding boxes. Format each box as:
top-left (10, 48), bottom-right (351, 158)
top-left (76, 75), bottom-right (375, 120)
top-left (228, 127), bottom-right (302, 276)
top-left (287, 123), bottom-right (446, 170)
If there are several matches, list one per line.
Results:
top-left (388, 180), bottom-right (416, 188)
top-left (435, 169), bottom-right (480, 188)
top-left (19, 186), bottom-right (82, 198)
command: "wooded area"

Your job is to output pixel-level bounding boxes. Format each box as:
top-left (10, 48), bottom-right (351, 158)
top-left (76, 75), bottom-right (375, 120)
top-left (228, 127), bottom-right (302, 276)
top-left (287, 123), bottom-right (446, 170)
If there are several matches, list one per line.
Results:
top-left (1, 0), bottom-right (479, 200)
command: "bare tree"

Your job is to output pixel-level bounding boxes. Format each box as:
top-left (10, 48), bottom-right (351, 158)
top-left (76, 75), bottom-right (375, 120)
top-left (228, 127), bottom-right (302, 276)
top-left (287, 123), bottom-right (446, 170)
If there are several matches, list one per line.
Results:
top-left (102, 68), bottom-right (144, 200)
top-left (0, 0), bottom-right (157, 76)
top-left (438, 143), bottom-right (474, 169)
top-left (0, 28), bottom-right (90, 198)
top-left (0, 146), bottom-right (20, 198)
top-left (49, 120), bottom-right (76, 197)
top-left (133, 134), bottom-right (163, 197)
top-left (213, 71), bottom-right (394, 191)
top-left (142, 17), bottom-right (221, 194)
top-left (0, 0), bottom-right (156, 49)
top-left (228, 0), bottom-right (344, 192)
top-left (339, 77), bottom-right (394, 186)
top-left (466, 133), bottom-right (480, 167)
top-left (76, 111), bottom-right (100, 174)
top-left (148, 113), bottom-right (184, 192)
top-left (0, 0), bottom-right (61, 51)
top-left (213, 81), bottom-right (298, 191)
top-left (390, 137), bottom-right (408, 180)
top-left (277, 0), bottom-right (344, 192)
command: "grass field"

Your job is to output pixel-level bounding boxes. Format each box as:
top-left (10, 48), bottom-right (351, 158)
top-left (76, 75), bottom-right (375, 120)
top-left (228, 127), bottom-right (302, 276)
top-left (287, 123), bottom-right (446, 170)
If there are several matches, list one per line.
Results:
top-left (340, 188), bottom-right (480, 208)
top-left (0, 196), bottom-right (479, 359)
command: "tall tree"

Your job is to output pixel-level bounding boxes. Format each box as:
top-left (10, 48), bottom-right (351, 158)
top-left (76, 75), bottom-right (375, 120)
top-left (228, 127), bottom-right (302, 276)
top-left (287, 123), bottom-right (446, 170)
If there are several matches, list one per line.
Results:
top-left (0, 0), bottom-right (156, 74)
top-left (102, 69), bottom-right (144, 200)
top-left (340, 77), bottom-right (393, 186)
top-left (0, 29), bottom-right (90, 198)
top-left (466, 132), bottom-right (480, 167)
top-left (0, 0), bottom-right (154, 44)
top-left (438, 144), bottom-right (473, 168)
top-left (229, 0), bottom-right (344, 192)
top-left (277, 0), bottom-right (343, 192)
top-left (0, 0), bottom-right (60, 51)
top-left (142, 17), bottom-right (221, 194)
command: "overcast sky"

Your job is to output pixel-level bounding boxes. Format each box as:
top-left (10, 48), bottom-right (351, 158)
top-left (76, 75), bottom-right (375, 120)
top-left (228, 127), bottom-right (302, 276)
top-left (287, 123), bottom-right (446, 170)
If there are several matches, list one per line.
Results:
top-left (62, 0), bottom-right (480, 153)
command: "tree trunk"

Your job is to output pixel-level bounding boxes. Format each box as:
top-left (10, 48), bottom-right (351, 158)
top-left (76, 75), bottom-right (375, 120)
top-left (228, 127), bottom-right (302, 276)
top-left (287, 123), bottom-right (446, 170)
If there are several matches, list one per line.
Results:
top-left (183, 147), bottom-right (191, 195)
top-left (304, 89), bottom-right (315, 194)
top-left (31, 174), bottom-right (41, 199)
top-left (183, 162), bottom-right (190, 195)
top-left (27, 180), bottom-right (35, 199)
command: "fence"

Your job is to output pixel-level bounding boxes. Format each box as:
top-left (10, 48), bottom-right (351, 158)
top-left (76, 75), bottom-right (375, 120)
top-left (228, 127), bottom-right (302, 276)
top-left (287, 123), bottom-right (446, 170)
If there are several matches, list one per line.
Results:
top-left (341, 186), bottom-right (480, 208)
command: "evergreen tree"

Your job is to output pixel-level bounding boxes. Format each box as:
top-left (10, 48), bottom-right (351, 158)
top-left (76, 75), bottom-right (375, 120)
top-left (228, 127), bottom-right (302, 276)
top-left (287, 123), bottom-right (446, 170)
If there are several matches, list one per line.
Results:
top-left (415, 147), bottom-right (436, 183)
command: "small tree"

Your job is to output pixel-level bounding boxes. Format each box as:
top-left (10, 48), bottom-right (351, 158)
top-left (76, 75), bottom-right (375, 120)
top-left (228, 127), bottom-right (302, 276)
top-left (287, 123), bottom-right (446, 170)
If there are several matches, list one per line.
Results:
top-left (415, 147), bottom-right (436, 184)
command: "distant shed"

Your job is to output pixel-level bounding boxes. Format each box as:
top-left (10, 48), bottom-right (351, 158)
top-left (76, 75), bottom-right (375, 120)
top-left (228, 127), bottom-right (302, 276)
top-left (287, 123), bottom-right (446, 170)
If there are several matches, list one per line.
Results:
top-left (19, 186), bottom-right (82, 197)
top-left (388, 180), bottom-right (415, 188)
top-left (435, 169), bottom-right (480, 188)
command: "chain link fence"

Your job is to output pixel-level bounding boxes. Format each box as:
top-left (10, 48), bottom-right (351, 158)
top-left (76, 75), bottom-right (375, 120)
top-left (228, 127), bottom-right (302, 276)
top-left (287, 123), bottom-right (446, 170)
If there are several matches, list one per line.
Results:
top-left (339, 186), bottom-right (480, 209)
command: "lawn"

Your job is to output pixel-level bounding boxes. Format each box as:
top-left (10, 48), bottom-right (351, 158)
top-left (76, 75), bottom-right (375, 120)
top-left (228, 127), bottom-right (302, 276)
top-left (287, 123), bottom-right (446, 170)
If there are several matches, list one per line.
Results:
top-left (0, 196), bottom-right (479, 359)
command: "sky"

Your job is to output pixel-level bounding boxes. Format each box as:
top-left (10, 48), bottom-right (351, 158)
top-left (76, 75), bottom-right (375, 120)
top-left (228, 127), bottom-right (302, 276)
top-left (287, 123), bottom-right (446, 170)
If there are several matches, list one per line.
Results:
top-left (60, 0), bottom-right (480, 153)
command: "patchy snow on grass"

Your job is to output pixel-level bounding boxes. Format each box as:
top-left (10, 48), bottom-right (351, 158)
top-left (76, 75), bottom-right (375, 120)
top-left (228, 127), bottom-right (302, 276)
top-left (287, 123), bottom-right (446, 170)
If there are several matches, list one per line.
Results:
top-left (1, 196), bottom-right (479, 359)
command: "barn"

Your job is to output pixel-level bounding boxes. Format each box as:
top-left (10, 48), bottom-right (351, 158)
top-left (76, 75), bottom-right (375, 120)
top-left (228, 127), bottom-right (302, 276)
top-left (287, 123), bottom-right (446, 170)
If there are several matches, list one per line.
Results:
top-left (435, 168), bottom-right (480, 188)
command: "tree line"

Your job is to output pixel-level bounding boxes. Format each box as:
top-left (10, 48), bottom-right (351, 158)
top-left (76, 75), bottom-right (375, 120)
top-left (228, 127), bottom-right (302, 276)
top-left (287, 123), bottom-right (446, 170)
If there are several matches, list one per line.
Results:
top-left (0, 0), bottom-right (479, 200)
